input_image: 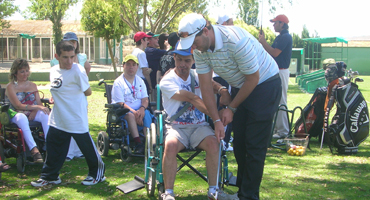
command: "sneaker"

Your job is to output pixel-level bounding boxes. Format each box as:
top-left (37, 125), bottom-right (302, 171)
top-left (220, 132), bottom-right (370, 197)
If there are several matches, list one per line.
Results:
top-left (75, 155), bottom-right (85, 159)
top-left (134, 143), bottom-right (145, 155)
top-left (272, 133), bottom-right (284, 139)
top-left (81, 176), bottom-right (106, 186)
top-left (31, 177), bottom-right (61, 187)
top-left (65, 157), bottom-right (72, 162)
top-left (208, 190), bottom-right (239, 200)
top-left (161, 193), bottom-right (175, 200)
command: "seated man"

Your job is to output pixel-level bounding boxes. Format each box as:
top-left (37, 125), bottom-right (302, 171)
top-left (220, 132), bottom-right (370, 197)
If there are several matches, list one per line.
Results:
top-left (159, 45), bottom-right (236, 200)
top-left (111, 54), bottom-right (153, 155)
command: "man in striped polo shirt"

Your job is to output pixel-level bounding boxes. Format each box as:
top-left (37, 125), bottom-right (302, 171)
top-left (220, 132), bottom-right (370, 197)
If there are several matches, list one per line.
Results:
top-left (177, 13), bottom-right (282, 200)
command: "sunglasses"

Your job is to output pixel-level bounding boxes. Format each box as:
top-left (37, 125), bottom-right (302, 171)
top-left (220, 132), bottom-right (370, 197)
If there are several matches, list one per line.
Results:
top-left (178, 23), bottom-right (206, 38)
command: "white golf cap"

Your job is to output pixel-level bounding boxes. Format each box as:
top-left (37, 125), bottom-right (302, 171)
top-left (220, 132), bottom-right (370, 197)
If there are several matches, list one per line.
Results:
top-left (217, 14), bottom-right (230, 25)
top-left (177, 13), bottom-right (206, 50)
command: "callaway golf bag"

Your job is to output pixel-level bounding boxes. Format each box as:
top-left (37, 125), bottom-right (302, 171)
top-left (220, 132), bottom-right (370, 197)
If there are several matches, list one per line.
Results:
top-left (322, 63), bottom-right (369, 155)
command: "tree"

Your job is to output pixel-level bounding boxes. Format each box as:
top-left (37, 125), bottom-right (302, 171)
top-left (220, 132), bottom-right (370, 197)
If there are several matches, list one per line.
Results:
top-left (81, 0), bottom-right (130, 77)
top-left (234, 19), bottom-right (275, 43)
top-left (238, 0), bottom-right (259, 26)
top-left (24, 0), bottom-right (78, 46)
top-left (119, 0), bottom-right (206, 33)
top-left (0, 0), bottom-right (18, 30)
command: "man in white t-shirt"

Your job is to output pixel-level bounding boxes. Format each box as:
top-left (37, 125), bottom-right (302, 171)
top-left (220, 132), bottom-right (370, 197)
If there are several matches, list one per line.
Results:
top-left (159, 44), bottom-right (236, 200)
top-left (111, 54), bottom-right (153, 155)
top-left (132, 31), bottom-right (153, 96)
top-left (31, 40), bottom-right (105, 187)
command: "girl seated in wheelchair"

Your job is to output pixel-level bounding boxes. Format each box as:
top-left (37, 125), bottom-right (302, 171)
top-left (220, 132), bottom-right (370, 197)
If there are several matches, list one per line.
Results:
top-left (5, 59), bottom-right (50, 163)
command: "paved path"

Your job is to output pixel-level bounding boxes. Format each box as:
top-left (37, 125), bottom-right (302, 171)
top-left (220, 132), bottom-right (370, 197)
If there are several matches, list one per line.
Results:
top-left (0, 62), bottom-right (118, 73)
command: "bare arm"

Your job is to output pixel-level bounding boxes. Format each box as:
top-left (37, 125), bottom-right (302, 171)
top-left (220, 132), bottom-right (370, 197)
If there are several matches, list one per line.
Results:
top-left (84, 87), bottom-right (92, 96)
top-left (142, 67), bottom-right (153, 89)
top-left (84, 61), bottom-right (91, 75)
top-left (259, 31), bottom-right (282, 58)
top-left (171, 90), bottom-right (209, 116)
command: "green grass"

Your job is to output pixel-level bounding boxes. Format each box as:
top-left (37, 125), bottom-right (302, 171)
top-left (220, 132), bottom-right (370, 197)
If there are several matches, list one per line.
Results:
top-left (1, 77), bottom-right (370, 200)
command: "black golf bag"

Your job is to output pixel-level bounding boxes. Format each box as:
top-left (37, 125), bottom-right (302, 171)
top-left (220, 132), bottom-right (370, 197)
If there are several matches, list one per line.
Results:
top-left (323, 82), bottom-right (369, 154)
top-left (295, 87), bottom-right (327, 138)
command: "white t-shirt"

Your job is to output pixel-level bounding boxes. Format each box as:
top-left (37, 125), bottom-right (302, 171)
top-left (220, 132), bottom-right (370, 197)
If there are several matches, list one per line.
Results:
top-left (111, 74), bottom-right (148, 110)
top-left (49, 63), bottom-right (90, 133)
top-left (159, 69), bottom-right (206, 125)
top-left (132, 47), bottom-right (149, 79)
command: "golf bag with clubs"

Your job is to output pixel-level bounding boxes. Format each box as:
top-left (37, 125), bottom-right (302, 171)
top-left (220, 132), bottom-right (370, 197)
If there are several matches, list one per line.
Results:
top-left (322, 62), bottom-right (369, 154)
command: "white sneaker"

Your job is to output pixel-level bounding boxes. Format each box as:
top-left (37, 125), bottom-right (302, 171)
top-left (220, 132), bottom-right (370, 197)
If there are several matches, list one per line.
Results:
top-left (208, 190), bottom-right (239, 200)
top-left (161, 192), bottom-right (175, 200)
top-left (31, 177), bottom-right (61, 187)
top-left (81, 176), bottom-right (106, 185)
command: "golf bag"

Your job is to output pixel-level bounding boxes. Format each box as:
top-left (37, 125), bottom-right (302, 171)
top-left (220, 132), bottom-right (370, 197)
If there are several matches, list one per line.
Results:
top-left (323, 82), bottom-right (369, 154)
top-left (295, 87), bottom-right (327, 138)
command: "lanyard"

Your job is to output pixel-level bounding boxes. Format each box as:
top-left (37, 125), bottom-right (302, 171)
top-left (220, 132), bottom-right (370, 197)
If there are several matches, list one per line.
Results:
top-left (124, 77), bottom-right (136, 97)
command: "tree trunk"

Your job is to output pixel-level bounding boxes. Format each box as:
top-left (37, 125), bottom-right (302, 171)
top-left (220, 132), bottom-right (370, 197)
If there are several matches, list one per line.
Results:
top-left (106, 36), bottom-right (118, 77)
top-left (142, 0), bottom-right (148, 32)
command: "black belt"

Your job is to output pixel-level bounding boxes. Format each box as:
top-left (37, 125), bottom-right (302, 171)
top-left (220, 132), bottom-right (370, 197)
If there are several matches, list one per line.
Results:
top-left (264, 73), bottom-right (279, 83)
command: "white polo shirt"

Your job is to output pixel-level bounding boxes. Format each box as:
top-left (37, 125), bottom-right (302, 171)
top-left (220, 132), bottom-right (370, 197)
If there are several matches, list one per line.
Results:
top-left (194, 25), bottom-right (279, 88)
top-left (132, 47), bottom-right (149, 79)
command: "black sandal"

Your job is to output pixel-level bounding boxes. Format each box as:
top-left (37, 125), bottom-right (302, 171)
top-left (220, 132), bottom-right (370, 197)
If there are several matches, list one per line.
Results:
top-left (32, 153), bottom-right (44, 163)
top-left (0, 163), bottom-right (10, 172)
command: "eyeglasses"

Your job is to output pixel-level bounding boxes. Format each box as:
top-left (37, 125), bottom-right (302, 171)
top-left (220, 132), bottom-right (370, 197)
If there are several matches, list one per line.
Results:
top-left (178, 24), bottom-right (206, 38)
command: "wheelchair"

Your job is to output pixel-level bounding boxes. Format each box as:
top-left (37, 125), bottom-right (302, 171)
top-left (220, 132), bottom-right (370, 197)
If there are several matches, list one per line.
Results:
top-left (0, 87), bottom-right (50, 173)
top-left (143, 85), bottom-right (233, 199)
top-left (97, 79), bottom-right (154, 162)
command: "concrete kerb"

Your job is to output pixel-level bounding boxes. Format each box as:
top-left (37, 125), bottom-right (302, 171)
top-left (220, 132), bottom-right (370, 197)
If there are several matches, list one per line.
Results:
top-left (0, 62), bottom-right (122, 82)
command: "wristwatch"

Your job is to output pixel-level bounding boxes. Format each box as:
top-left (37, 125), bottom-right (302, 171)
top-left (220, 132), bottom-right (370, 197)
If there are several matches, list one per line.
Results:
top-left (226, 105), bottom-right (237, 114)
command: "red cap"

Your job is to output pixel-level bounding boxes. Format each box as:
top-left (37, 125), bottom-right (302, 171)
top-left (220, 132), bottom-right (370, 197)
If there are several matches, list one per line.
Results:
top-left (270, 14), bottom-right (289, 24)
top-left (134, 32), bottom-right (152, 42)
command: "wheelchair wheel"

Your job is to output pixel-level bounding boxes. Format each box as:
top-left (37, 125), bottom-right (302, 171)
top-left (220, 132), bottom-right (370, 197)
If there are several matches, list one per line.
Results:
top-left (145, 125), bottom-right (156, 196)
top-left (16, 153), bottom-right (26, 173)
top-left (120, 146), bottom-right (132, 162)
top-left (97, 131), bottom-right (109, 156)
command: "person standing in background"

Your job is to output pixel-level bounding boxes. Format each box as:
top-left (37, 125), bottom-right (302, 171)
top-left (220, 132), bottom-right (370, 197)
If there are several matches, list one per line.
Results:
top-left (259, 14), bottom-right (292, 139)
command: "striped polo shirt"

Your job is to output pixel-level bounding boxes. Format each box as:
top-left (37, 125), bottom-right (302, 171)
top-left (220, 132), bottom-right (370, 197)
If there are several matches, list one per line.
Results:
top-left (194, 25), bottom-right (279, 88)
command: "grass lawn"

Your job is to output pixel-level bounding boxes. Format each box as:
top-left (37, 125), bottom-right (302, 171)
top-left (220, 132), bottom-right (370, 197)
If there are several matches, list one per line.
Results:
top-left (0, 77), bottom-right (369, 200)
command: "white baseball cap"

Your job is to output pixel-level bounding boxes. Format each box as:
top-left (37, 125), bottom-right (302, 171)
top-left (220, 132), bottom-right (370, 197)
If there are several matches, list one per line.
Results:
top-left (217, 14), bottom-right (230, 25)
top-left (177, 13), bottom-right (206, 50)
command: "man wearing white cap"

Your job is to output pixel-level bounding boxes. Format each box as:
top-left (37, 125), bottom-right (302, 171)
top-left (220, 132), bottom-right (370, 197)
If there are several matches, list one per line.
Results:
top-left (259, 14), bottom-right (292, 139)
top-left (177, 13), bottom-right (281, 200)
top-left (217, 14), bottom-right (233, 25)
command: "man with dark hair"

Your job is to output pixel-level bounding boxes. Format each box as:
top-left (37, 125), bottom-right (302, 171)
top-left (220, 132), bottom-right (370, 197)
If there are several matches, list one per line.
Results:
top-left (145, 32), bottom-right (166, 101)
top-left (132, 31), bottom-right (153, 96)
top-left (31, 40), bottom-right (105, 187)
top-left (259, 14), bottom-right (293, 139)
top-left (177, 13), bottom-right (281, 200)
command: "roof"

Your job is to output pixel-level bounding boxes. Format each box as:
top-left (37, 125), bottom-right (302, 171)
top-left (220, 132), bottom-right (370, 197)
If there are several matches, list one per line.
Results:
top-left (1, 20), bottom-right (90, 37)
top-left (302, 37), bottom-right (348, 44)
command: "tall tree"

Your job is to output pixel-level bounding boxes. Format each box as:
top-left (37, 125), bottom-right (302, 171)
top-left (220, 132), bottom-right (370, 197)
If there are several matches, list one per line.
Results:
top-left (24, 0), bottom-right (78, 46)
top-left (238, 0), bottom-right (259, 26)
top-left (119, 0), bottom-right (206, 33)
top-left (0, 0), bottom-right (18, 30)
top-left (81, 0), bottom-right (130, 77)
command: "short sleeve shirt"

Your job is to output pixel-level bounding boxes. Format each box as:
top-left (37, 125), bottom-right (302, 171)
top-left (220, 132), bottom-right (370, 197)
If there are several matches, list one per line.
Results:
top-left (49, 63), bottom-right (90, 133)
top-left (271, 29), bottom-right (293, 69)
top-left (194, 25), bottom-right (279, 88)
top-left (132, 48), bottom-right (148, 79)
top-left (111, 74), bottom-right (148, 110)
top-left (159, 69), bottom-right (206, 125)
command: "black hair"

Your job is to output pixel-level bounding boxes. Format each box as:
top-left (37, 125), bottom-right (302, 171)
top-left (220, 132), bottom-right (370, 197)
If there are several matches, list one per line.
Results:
top-left (158, 33), bottom-right (169, 50)
top-left (56, 40), bottom-right (75, 56)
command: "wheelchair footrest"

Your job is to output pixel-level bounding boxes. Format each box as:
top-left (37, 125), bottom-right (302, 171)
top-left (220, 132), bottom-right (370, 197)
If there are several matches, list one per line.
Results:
top-left (116, 175), bottom-right (145, 194)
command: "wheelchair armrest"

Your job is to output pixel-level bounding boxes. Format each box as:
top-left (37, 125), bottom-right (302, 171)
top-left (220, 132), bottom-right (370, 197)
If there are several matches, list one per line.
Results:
top-left (105, 103), bottom-right (122, 109)
top-left (150, 102), bottom-right (156, 107)
top-left (0, 103), bottom-right (11, 126)
top-left (41, 98), bottom-right (50, 104)
top-left (0, 103), bottom-right (10, 113)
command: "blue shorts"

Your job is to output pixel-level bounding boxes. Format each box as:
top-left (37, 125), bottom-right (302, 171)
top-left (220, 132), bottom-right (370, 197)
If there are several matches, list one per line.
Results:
top-left (120, 109), bottom-right (154, 131)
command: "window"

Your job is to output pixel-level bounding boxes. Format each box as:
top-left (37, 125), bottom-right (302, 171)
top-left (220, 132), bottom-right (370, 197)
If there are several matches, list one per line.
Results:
top-left (79, 38), bottom-right (84, 53)
top-left (32, 38), bottom-right (40, 58)
top-left (100, 38), bottom-right (106, 58)
top-left (1, 37), bottom-right (8, 60)
top-left (8, 38), bottom-right (17, 60)
top-left (22, 38), bottom-right (28, 59)
top-left (42, 38), bottom-right (51, 60)
top-left (90, 37), bottom-right (95, 61)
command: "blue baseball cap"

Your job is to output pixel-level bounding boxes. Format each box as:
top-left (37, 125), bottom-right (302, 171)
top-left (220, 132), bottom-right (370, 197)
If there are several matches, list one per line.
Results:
top-left (171, 41), bottom-right (193, 56)
top-left (63, 32), bottom-right (78, 41)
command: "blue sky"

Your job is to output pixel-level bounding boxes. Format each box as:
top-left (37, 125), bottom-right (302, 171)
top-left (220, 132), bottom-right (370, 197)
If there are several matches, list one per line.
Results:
top-left (7, 0), bottom-right (370, 39)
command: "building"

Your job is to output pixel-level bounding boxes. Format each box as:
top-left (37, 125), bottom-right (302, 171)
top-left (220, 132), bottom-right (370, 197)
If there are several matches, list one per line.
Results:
top-left (0, 20), bottom-right (135, 65)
